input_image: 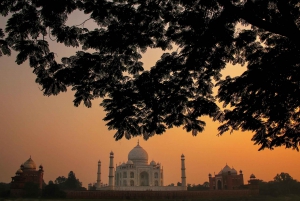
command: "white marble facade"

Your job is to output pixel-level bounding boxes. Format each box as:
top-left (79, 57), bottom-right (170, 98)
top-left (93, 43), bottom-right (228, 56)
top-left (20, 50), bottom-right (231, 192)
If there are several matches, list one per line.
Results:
top-left (115, 142), bottom-right (163, 187)
top-left (96, 141), bottom-right (187, 191)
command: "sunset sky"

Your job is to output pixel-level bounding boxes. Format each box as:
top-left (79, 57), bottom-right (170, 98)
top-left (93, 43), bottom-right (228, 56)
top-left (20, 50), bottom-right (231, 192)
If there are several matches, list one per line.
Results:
top-left (0, 11), bottom-right (299, 188)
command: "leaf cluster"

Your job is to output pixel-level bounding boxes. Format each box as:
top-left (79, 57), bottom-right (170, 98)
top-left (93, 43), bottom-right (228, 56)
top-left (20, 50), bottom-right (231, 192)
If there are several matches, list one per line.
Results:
top-left (1, 0), bottom-right (300, 150)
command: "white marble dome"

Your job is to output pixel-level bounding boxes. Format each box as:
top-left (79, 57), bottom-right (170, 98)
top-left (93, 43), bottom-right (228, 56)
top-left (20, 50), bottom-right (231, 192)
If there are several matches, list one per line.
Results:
top-left (127, 160), bottom-right (134, 165)
top-left (23, 157), bottom-right (36, 170)
top-left (128, 143), bottom-right (148, 165)
top-left (150, 160), bottom-right (156, 166)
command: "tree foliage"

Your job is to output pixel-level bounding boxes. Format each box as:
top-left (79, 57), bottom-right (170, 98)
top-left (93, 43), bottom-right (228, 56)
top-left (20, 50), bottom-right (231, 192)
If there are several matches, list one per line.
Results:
top-left (43, 181), bottom-right (66, 198)
top-left (1, 0), bottom-right (300, 150)
top-left (54, 171), bottom-right (84, 190)
top-left (187, 183), bottom-right (210, 191)
top-left (259, 172), bottom-right (300, 196)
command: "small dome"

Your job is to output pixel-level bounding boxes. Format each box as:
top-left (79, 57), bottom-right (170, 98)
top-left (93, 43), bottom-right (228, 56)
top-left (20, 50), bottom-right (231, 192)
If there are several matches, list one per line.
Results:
top-left (16, 169), bottom-right (23, 174)
top-left (128, 142), bottom-right (148, 165)
top-left (231, 167), bottom-right (238, 174)
top-left (127, 160), bottom-right (134, 165)
top-left (150, 160), bottom-right (156, 166)
top-left (23, 157), bottom-right (36, 170)
top-left (250, 174), bottom-right (256, 179)
top-left (121, 162), bottom-right (126, 166)
top-left (209, 173), bottom-right (212, 177)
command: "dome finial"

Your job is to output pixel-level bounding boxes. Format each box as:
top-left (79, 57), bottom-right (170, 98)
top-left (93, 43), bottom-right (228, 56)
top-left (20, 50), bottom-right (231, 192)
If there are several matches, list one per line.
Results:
top-left (137, 139), bottom-right (139, 146)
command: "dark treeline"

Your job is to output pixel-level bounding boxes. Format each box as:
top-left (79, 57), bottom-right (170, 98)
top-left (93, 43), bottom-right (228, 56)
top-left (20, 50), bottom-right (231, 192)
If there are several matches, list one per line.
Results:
top-left (183, 172), bottom-right (300, 196)
top-left (0, 170), bottom-right (85, 199)
top-left (167, 181), bottom-right (209, 190)
top-left (1, 172), bottom-right (300, 198)
top-left (259, 172), bottom-right (300, 196)
top-left (43, 170), bottom-right (86, 198)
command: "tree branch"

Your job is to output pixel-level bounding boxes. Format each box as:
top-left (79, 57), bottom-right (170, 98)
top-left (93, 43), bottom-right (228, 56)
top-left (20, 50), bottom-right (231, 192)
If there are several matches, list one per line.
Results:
top-left (217, 0), bottom-right (300, 46)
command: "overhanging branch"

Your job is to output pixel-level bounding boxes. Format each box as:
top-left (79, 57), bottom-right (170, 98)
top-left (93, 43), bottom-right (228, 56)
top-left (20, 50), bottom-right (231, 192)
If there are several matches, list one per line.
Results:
top-left (216, 0), bottom-right (300, 46)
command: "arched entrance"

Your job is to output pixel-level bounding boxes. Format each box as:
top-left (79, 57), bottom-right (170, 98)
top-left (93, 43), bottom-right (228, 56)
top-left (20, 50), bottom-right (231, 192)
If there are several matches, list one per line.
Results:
top-left (140, 171), bottom-right (149, 186)
top-left (217, 180), bottom-right (222, 190)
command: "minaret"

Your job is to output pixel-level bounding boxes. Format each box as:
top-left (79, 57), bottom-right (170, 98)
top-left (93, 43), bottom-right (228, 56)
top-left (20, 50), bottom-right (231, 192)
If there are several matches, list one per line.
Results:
top-left (108, 151), bottom-right (114, 187)
top-left (181, 154), bottom-right (186, 187)
top-left (96, 160), bottom-right (101, 187)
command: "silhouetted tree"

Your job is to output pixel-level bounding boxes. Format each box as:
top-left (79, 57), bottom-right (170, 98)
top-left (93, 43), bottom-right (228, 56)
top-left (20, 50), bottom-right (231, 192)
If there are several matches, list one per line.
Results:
top-left (273, 172), bottom-right (299, 195)
top-left (43, 181), bottom-right (66, 198)
top-left (274, 172), bottom-right (295, 183)
top-left (1, 0), bottom-right (300, 150)
top-left (64, 171), bottom-right (83, 190)
top-left (88, 184), bottom-right (97, 190)
top-left (55, 176), bottom-right (67, 190)
top-left (259, 173), bottom-right (300, 196)
top-left (55, 171), bottom-right (84, 190)
top-left (187, 183), bottom-right (209, 191)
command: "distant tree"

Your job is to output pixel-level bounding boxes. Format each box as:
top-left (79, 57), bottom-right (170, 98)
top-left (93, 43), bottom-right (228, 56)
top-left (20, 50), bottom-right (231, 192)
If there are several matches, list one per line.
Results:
top-left (1, 0), bottom-right (300, 150)
top-left (42, 181), bottom-right (66, 198)
top-left (64, 171), bottom-right (83, 190)
top-left (55, 176), bottom-right (67, 185)
top-left (54, 176), bottom-right (67, 190)
top-left (55, 171), bottom-right (84, 190)
top-left (88, 183), bottom-right (97, 191)
top-left (273, 172), bottom-right (296, 183)
top-left (187, 183), bottom-right (209, 191)
top-left (273, 172), bottom-right (299, 195)
top-left (260, 173), bottom-right (300, 196)
top-left (177, 182), bottom-right (182, 186)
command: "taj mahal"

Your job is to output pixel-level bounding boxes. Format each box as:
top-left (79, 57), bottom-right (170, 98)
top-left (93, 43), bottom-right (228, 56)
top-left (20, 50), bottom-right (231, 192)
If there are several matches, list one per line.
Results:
top-left (94, 141), bottom-right (187, 191)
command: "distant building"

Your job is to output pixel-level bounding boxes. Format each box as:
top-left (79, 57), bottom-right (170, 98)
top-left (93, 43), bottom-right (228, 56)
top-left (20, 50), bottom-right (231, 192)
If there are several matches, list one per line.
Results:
top-left (95, 141), bottom-right (187, 191)
top-left (248, 173), bottom-right (259, 190)
top-left (208, 164), bottom-right (244, 190)
top-left (10, 156), bottom-right (44, 196)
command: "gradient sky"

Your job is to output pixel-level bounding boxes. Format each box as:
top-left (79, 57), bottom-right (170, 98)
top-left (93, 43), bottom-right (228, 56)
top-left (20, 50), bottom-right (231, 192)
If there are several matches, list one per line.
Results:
top-left (0, 11), bottom-right (299, 188)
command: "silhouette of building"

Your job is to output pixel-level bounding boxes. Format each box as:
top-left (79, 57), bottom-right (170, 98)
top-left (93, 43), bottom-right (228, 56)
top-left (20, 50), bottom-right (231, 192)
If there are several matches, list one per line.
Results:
top-left (208, 164), bottom-right (244, 190)
top-left (248, 173), bottom-right (259, 190)
top-left (10, 156), bottom-right (44, 196)
top-left (95, 141), bottom-right (187, 191)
